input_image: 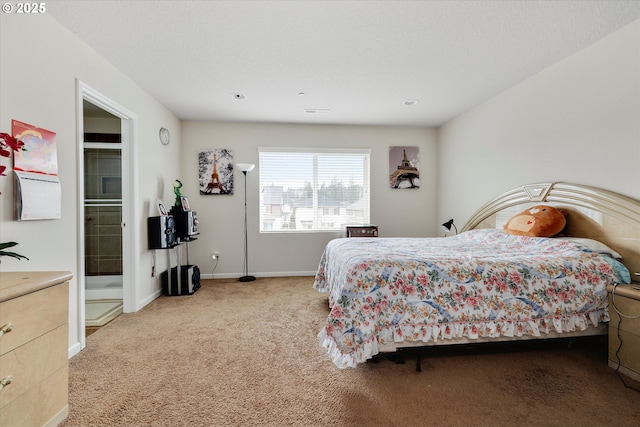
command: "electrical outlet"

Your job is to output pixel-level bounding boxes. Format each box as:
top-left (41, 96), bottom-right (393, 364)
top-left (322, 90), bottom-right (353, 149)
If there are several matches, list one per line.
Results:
top-left (212, 252), bottom-right (220, 260)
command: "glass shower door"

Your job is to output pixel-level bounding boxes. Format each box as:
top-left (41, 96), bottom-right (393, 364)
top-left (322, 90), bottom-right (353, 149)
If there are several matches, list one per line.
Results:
top-left (84, 145), bottom-right (123, 299)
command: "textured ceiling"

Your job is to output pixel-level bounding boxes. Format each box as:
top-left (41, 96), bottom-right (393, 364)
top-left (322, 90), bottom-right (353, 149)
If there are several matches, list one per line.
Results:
top-left (48, 1), bottom-right (640, 127)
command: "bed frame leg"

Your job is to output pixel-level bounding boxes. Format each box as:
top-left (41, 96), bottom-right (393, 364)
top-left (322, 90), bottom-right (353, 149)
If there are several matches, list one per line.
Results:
top-left (387, 351), bottom-right (405, 364)
top-left (416, 348), bottom-right (422, 372)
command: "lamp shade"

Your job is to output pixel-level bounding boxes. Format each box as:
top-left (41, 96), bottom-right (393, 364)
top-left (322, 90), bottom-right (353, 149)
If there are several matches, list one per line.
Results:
top-left (441, 219), bottom-right (455, 233)
top-left (237, 163), bottom-right (255, 173)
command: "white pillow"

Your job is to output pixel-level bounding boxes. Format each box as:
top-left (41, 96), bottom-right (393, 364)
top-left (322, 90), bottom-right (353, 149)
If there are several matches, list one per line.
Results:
top-left (556, 237), bottom-right (623, 260)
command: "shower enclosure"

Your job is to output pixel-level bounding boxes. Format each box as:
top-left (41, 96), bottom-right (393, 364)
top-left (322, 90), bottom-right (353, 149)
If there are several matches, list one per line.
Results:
top-left (84, 144), bottom-right (123, 300)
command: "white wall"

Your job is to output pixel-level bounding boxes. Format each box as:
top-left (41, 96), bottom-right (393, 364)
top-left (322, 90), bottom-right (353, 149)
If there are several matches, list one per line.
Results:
top-left (0, 14), bottom-right (181, 355)
top-left (181, 121), bottom-right (438, 277)
top-left (438, 20), bottom-right (640, 227)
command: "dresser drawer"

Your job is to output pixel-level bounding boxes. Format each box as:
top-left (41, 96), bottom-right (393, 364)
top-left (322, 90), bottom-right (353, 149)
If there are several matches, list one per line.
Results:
top-left (608, 328), bottom-right (640, 381)
top-left (0, 283), bottom-right (68, 356)
top-left (609, 291), bottom-right (640, 336)
top-left (608, 285), bottom-right (640, 382)
top-left (0, 365), bottom-right (68, 427)
top-left (0, 324), bottom-right (68, 409)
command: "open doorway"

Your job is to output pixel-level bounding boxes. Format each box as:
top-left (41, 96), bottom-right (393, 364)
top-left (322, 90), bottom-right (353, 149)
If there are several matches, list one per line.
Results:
top-left (77, 81), bottom-right (136, 349)
top-left (83, 100), bottom-right (123, 336)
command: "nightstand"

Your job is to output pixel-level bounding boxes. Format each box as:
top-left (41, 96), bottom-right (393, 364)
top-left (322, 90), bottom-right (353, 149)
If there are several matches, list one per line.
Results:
top-left (346, 225), bottom-right (378, 238)
top-left (607, 283), bottom-right (640, 382)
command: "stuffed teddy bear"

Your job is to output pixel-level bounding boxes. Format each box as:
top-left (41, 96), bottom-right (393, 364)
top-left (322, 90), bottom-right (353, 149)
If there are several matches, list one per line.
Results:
top-left (503, 205), bottom-right (566, 237)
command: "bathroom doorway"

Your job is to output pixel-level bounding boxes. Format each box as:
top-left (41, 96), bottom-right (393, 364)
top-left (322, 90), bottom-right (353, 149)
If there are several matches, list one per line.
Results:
top-left (83, 101), bottom-right (124, 336)
top-left (77, 82), bottom-right (136, 349)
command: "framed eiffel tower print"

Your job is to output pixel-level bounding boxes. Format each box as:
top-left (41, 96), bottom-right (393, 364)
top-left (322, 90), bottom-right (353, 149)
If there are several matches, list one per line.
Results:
top-left (199, 148), bottom-right (234, 195)
top-left (389, 146), bottom-right (420, 189)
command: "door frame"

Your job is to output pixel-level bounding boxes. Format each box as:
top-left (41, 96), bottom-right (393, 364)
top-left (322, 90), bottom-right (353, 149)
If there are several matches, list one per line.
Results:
top-left (76, 80), bottom-right (138, 350)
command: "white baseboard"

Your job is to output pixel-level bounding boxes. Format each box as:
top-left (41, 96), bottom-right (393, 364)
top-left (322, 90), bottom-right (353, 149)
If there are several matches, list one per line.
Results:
top-left (136, 288), bottom-right (162, 311)
top-left (200, 271), bottom-right (316, 280)
top-left (69, 342), bottom-right (82, 358)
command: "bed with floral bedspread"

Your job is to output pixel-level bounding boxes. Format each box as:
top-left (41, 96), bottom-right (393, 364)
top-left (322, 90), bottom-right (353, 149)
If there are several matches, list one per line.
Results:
top-left (313, 229), bottom-right (630, 368)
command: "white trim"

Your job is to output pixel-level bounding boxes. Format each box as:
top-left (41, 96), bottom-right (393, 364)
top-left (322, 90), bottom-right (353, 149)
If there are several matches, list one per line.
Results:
top-left (76, 80), bottom-right (139, 353)
top-left (83, 142), bottom-right (122, 150)
top-left (258, 146), bottom-right (372, 154)
top-left (138, 288), bottom-right (162, 309)
top-left (258, 148), bottom-right (371, 233)
top-left (68, 341), bottom-right (82, 359)
top-left (74, 82), bottom-right (86, 354)
top-left (201, 271), bottom-right (316, 280)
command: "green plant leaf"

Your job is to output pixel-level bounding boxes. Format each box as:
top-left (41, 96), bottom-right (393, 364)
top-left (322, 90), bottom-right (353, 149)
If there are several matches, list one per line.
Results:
top-left (0, 242), bottom-right (29, 260)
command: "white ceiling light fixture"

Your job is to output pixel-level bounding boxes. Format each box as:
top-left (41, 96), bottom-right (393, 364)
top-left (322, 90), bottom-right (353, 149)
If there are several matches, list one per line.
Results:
top-left (231, 93), bottom-right (246, 100)
top-left (403, 99), bottom-right (419, 106)
top-left (304, 108), bottom-right (330, 114)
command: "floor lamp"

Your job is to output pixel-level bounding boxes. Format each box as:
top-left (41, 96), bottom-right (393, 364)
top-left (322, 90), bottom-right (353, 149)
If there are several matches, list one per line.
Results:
top-left (237, 163), bottom-right (256, 282)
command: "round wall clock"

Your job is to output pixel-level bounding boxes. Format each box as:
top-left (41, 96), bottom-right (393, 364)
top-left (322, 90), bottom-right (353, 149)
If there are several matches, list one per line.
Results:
top-left (159, 127), bottom-right (170, 145)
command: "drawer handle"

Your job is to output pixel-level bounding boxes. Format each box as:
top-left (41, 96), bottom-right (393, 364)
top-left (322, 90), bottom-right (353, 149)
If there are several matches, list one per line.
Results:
top-left (0, 323), bottom-right (13, 337)
top-left (0, 375), bottom-right (12, 391)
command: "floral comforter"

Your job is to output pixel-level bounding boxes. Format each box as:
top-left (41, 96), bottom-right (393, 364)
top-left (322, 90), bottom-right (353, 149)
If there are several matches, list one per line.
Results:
top-left (313, 229), bottom-right (630, 368)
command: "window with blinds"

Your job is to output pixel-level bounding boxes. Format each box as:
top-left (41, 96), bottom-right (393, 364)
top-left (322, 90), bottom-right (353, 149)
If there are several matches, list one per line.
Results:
top-left (258, 148), bottom-right (371, 233)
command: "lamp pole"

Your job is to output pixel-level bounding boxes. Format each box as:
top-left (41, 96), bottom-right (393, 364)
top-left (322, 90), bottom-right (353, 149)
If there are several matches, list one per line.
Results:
top-left (237, 163), bottom-right (256, 282)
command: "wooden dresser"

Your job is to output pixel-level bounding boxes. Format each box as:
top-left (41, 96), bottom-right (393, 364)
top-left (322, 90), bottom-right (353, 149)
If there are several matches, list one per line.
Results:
top-left (0, 271), bottom-right (72, 427)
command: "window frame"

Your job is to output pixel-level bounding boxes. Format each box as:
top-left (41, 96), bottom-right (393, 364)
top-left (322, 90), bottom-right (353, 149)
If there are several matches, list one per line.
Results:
top-left (258, 147), bottom-right (371, 233)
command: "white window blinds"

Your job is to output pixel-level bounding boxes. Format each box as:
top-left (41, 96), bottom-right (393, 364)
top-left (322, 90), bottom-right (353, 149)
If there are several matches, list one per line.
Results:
top-left (258, 148), bottom-right (371, 232)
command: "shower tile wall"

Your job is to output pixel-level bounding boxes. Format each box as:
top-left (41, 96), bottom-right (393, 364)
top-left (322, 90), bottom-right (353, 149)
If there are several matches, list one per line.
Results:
top-left (84, 148), bottom-right (122, 276)
top-left (85, 206), bottom-right (122, 275)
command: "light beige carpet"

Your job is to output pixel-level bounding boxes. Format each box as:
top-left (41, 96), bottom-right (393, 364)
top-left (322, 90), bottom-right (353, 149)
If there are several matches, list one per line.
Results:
top-left (84, 299), bottom-right (123, 327)
top-left (62, 277), bottom-right (640, 427)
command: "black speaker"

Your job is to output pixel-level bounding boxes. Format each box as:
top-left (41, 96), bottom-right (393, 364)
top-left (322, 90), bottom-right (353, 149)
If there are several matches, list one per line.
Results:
top-left (161, 264), bottom-right (201, 296)
top-left (172, 210), bottom-right (199, 240)
top-left (148, 216), bottom-right (177, 249)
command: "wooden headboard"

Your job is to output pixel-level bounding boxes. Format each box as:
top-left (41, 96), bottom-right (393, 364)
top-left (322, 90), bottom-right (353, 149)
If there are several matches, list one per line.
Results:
top-left (461, 182), bottom-right (640, 278)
